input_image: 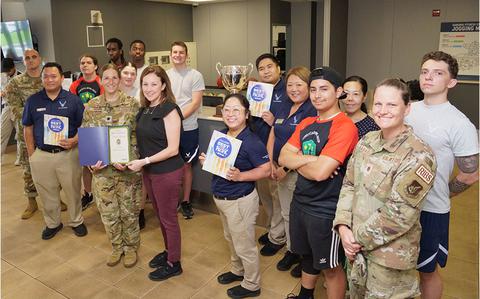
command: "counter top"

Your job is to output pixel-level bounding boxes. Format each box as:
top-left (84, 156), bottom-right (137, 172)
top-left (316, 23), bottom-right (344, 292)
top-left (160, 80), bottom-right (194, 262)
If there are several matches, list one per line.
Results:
top-left (198, 106), bottom-right (223, 121)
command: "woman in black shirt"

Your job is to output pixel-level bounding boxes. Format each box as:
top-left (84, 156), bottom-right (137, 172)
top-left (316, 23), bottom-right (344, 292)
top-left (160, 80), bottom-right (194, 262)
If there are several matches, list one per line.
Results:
top-left (127, 65), bottom-right (184, 281)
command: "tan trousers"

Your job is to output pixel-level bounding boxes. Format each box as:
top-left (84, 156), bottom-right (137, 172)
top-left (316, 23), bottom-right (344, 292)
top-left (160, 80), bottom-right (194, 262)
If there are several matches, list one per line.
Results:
top-left (29, 148), bottom-right (83, 228)
top-left (277, 171), bottom-right (297, 251)
top-left (214, 190), bottom-right (261, 291)
top-left (256, 178), bottom-right (286, 245)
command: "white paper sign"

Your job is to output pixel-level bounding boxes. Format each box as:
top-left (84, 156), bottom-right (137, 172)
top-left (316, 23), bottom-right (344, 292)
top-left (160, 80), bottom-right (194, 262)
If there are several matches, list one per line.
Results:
top-left (43, 114), bottom-right (69, 146)
top-left (246, 81), bottom-right (274, 117)
top-left (202, 130), bottom-right (242, 179)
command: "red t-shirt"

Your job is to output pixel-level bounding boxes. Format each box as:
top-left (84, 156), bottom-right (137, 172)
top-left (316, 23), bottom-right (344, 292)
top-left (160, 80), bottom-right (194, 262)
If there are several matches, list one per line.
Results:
top-left (287, 112), bottom-right (358, 218)
top-left (69, 75), bottom-right (104, 104)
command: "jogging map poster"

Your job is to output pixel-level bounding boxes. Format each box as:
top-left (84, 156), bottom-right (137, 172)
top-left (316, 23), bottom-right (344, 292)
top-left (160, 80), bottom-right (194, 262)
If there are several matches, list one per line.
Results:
top-left (439, 22), bottom-right (479, 82)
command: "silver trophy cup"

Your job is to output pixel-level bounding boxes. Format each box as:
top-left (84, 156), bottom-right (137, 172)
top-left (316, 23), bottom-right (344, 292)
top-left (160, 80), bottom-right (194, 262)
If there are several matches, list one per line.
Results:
top-left (216, 62), bottom-right (254, 94)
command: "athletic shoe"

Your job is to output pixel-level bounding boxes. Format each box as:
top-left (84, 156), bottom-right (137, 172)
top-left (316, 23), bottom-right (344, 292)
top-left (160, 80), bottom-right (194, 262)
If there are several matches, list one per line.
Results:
top-left (42, 223), bottom-right (63, 240)
top-left (227, 285), bottom-right (261, 298)
top-left (277, 251), bottom-right (301, 271)
top-left (81, 192), bottom-right (94, 210)
top-left (180, 201), bottom-right (194, 219)
top-left (148, 261), bottom-right (182, 281)
top-left (260, 239), bottom-right (284, 256)
top-left (217, 271), bottom-right (244, 284)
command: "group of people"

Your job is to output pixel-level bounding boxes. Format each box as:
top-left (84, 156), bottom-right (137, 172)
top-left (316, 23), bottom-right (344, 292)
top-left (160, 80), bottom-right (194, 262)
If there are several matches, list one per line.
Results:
top-left (1, 40), bottom-right (478, 299)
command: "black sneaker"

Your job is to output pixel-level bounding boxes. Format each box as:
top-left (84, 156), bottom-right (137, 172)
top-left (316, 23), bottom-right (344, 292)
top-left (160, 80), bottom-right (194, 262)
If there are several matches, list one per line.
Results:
top-left (277, 251), bottom-right (301, 271)
top-left (180, 201), bottom-right (194, 219)
top-left (260, 240), bottom-right (284, 256)
top-left (217, 271), bottom-right (244, 284)
top-left (290, 263), bottom-right (302, 278)
top-left (148, 261), bottom-right (182, 281)
top-left (42, 223), bottom-right (63, 240)
top-left (227, 285), bottom-right (261, 299)
top-left (72, 223), bottom-right (88, 237)
top-left (149, 251), bottom-right (168, 268)
top-left (139, 209), bottom-right (145, 230)
top-left (257, 232), bottom-right (269, 245)
top-left (81, 192), bottom-right (93, 210)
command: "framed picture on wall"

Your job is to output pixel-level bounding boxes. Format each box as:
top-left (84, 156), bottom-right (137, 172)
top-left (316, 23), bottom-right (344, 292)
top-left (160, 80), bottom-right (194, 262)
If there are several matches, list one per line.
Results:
top-left (86, 25), bottom-right (105, 48)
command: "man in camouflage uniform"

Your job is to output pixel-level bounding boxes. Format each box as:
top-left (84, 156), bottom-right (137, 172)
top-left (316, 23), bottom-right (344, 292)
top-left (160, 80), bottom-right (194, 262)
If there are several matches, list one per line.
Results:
top-left (82, 65), bottom-right (141, 267)
top-left (333, 79), bottom-right (437, 299)
top-left (2, 49), bottom-right (43, 219)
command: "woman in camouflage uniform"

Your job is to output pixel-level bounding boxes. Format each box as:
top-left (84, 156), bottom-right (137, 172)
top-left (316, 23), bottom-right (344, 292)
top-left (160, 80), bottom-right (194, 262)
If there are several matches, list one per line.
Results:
top-left (82, 63), bottom-right (142, 268)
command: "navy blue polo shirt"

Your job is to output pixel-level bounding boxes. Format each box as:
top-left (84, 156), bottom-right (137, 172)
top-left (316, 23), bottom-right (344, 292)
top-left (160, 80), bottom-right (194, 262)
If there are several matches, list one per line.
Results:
top-left (22, 89), bottom-right (84, 151)
top-left (211, 127), bottom-right (269, 198)
top-left (251, 77), bottom-right (292, 145)
top-left (272, 99), bottom-right (317, 163)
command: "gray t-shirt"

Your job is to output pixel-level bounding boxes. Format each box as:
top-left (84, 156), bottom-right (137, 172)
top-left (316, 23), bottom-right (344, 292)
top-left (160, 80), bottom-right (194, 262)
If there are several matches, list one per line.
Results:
top-left (167, 67), bottom-right (205, 131)
top-left (405, 100), bottom-right (479, 213)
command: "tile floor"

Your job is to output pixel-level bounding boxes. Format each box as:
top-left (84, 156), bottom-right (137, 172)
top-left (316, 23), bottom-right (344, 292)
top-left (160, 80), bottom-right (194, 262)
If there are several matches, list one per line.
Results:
top-left (1, 149), bottom-right (478, 298)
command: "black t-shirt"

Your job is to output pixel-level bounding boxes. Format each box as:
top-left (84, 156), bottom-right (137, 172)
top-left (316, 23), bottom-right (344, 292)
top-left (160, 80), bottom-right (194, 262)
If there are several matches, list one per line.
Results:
top-left (136, 102), bottom-right (184, 174)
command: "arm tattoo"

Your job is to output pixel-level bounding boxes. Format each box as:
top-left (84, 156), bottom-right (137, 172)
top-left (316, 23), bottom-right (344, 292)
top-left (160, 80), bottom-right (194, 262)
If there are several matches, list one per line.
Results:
top-left (449, 177), bottom-right (471, 194)
top-left (456, 154), bottom-right (479, 173)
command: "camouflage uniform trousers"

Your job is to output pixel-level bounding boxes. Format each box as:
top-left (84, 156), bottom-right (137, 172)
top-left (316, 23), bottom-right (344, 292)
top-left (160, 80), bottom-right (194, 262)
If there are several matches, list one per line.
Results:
top-left (17, 123), bottom-right (37, 198)
top-left (349, 253), bottom-right (420, 299)
top-left (92, 173), bottom-right (142, 253)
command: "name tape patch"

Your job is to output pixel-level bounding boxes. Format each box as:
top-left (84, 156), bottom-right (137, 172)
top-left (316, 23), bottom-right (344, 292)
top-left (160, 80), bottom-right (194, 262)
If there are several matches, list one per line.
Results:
top-left (415, 165), bottom-right (433, 184)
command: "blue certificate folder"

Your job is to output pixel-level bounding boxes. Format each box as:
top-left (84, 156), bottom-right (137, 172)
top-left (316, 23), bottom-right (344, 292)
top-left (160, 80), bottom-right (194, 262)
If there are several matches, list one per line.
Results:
top-left (78, 127), bottom-right (110, 166)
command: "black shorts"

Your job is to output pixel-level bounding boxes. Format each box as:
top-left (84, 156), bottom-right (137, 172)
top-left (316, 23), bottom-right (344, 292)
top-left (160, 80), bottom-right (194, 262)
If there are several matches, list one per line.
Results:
top-left (417, 211), bottom-right (450, 273)
top-left (180, 129), bottom-right (199, 163)
top-left (290, 203), bottom-right (344, 270)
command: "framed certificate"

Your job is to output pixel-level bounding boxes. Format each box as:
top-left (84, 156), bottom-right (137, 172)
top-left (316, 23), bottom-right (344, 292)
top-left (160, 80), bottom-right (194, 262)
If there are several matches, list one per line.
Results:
top-left (78, 126), bottom-right (131, 166)
top-left (109, 126), bottom-right (130, 164)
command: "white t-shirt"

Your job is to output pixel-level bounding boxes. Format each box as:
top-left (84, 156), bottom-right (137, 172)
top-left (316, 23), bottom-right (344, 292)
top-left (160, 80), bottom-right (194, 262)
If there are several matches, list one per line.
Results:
top-left (134, 63), bottom-right (148, 90)
top-left (405, 100), bottom-right (479, 213)
top-left (167, 67), bottom-right (205, 131)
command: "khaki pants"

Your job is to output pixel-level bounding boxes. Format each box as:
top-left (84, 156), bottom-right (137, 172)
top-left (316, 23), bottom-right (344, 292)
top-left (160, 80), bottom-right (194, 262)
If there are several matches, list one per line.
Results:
top-left (277, 171), bottom-right (297, 251)
top-left (214, 190), bottom-right (261, 291)
top-left (29, 148), bottom-right (83, 228)
top-left (256, 178), bottom-right (286, 245)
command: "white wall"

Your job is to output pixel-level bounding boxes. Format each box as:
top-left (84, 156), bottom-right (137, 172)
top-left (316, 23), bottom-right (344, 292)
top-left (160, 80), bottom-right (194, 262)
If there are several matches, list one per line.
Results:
top-left (290, 2), bottom-right (311, 68)
top-left (1, 2), bottom-right (27, 21)
top-left (193, 0), bottom-right (270, 86)
top-left (24, 0), bottom-right (56, 62)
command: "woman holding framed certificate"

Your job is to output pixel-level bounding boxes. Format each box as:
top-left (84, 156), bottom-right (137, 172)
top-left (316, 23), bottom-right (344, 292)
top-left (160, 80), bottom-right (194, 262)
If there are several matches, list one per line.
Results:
top-left (81, 63), bottom-right (142, 268)
top-left (198, 94), bottom-right (270, 299)
top-left (127, 65), bottom-right (185, 282)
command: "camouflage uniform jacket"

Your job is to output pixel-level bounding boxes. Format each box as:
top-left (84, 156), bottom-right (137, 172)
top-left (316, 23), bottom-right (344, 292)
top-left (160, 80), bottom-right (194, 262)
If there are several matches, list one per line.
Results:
top-left (82, 91), bottom-right (140, 177)
top-left (2, 73), bottom-right (43, 141)
top-left (333, 126), bottom-right (437, 270)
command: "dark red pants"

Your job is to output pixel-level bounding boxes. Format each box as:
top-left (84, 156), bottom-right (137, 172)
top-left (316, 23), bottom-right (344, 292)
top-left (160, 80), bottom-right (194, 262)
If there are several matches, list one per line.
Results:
top-left (143, 167), bottom-right (183, 262)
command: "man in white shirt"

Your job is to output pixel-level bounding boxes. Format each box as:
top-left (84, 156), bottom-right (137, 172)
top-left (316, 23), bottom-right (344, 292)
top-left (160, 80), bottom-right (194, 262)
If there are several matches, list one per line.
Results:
top-left (129, 39), bottom-right (148, 89)
top-left (405, 51), bottom-right (479, 299)
top-left (167, 41), bottom-right (205, 219)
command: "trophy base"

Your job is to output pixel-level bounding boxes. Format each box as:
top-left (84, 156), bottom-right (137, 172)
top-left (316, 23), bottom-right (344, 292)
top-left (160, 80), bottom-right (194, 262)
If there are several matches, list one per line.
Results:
top-left (214, 104), bottom-right (223, 117)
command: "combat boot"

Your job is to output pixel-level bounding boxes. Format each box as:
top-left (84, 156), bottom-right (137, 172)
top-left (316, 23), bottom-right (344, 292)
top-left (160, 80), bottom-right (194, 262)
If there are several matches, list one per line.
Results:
top-left (107, 250), bottom-right (123, 267)
top-left (21, 197), bottom-right (38, 219)
top-left (124, 251), bottom-right (137, 268)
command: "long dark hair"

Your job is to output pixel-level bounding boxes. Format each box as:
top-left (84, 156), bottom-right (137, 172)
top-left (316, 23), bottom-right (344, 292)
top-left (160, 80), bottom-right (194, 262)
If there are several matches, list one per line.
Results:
top-left (139, 65), bottom-right (176, 107)
top-left (342, 75), bottom-right (368, 113)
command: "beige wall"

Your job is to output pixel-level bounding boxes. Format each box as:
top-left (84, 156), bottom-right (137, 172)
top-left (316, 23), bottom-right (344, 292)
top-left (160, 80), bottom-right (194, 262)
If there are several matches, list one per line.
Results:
top-left (193, 0), bottom-right (270, 86)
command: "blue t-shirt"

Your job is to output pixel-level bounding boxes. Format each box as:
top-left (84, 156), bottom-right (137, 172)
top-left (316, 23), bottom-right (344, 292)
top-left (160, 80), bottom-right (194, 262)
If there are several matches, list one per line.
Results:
top-left (211, 127), bottom-right (269, 197)
top-left (22, 89), bottom-right (84, 151)
top-left (251, 78), bottom-right (291, 145)
top-left (272, 99), bottom-right (317, 163)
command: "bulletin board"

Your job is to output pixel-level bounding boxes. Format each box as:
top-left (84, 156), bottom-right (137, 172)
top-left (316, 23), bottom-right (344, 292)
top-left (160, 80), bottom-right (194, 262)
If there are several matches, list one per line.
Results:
top-left (439, 22), bottom-right (479, 83)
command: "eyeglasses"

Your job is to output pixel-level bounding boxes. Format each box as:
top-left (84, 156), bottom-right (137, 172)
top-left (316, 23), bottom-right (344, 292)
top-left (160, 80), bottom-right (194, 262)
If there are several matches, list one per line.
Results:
top-left (221, 107), bottom-right (244, 116)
